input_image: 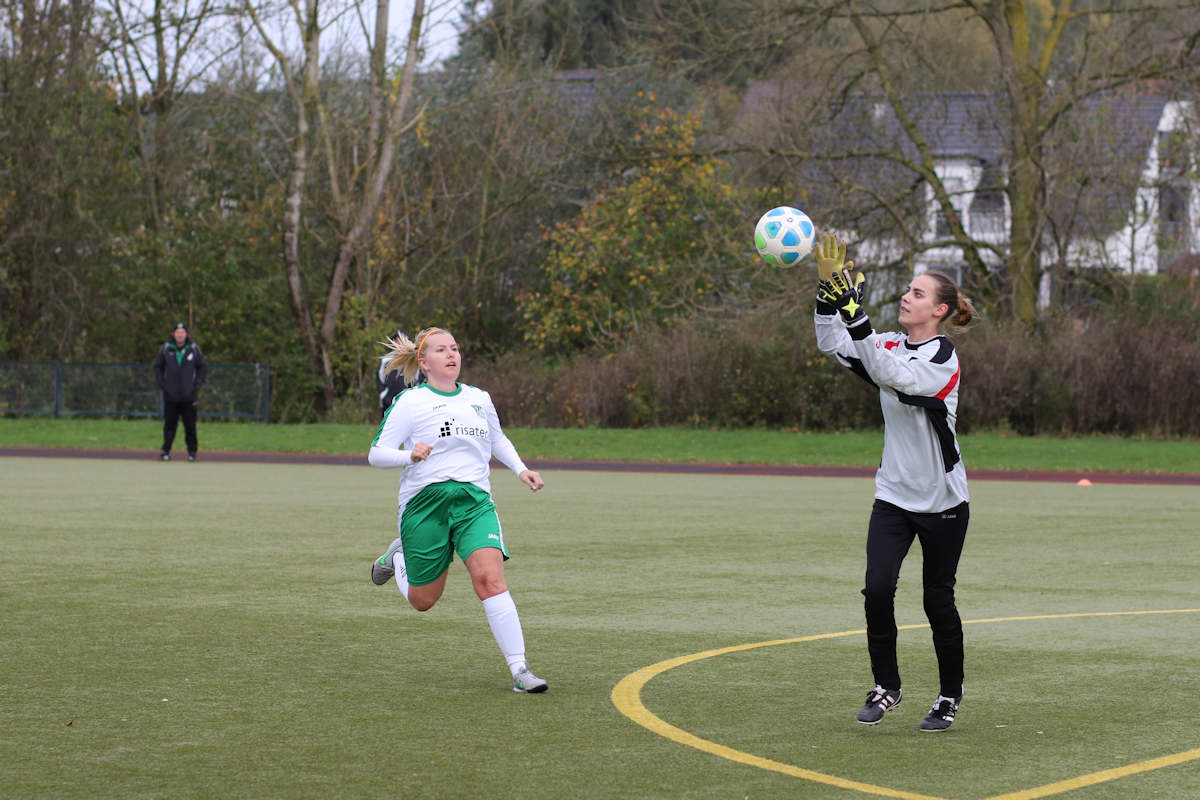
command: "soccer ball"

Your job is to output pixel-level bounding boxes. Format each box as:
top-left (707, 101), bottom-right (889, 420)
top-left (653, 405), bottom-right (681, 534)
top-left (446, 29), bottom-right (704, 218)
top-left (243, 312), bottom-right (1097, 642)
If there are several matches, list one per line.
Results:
top-left (754, 206), bottom-right (815, 267)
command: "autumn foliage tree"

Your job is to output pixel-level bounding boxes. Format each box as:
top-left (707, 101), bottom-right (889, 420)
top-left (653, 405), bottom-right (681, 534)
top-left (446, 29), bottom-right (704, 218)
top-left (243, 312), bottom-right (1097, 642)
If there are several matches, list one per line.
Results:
top-left (519, 102), bottom-right (752, 353)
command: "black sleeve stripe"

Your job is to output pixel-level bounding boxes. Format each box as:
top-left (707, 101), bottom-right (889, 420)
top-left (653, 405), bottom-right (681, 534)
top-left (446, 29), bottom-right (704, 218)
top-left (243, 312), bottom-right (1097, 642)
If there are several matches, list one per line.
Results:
top-left (931, 338), bottom-right (955, 365)
top-left (925, 407), bottom-right (961, 472)
top-left (895, 390), bottom-right (959, 472)
top-left (843, 356), bottom-right (878, 388)
top-left (896, 391), bottom-right (947, 411)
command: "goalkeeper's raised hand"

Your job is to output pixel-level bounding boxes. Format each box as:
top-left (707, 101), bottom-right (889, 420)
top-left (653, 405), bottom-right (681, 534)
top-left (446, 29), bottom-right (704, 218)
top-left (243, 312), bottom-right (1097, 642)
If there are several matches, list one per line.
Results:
top-left (817, 264), bottom-right (868, 324)
top-left (814, 233), bottom-right (868, 324)
top-left (814, 233), bottom-right (846, 282)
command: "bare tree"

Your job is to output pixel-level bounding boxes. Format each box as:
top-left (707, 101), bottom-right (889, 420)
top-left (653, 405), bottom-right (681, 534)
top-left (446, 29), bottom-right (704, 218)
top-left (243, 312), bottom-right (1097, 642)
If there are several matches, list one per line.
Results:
top-left (105, 0), bottom-right (231, 227)
top-left (240, 0), bottom-right (428, 414)
top-left (970, 0), bottom-right (1198, 322)
top-left (656, 1), bottom-right (1200, 323)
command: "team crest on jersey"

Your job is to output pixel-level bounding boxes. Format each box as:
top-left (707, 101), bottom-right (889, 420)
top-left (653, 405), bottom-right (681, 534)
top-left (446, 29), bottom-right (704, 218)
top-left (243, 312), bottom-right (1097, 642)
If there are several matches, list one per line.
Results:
top-left (471, 404), bottom-right (485, 419)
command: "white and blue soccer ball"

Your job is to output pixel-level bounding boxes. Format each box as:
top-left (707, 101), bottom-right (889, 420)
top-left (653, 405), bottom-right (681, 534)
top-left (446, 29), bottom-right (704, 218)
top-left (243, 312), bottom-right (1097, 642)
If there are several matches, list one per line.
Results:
top-left (753, 206), bottom-right (815, 267)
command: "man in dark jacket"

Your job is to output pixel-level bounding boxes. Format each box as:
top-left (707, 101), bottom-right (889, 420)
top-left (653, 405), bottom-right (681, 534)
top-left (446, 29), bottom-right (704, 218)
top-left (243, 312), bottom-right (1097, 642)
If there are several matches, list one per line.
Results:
top-left (153, 322), bottom-right (208, 461)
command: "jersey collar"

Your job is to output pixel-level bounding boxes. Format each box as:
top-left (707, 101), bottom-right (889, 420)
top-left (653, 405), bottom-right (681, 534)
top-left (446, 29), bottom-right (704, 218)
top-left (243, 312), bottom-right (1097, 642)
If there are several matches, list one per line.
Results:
top-left (423, 382), bottom-right (462, 397)
top-left (905, 334), bottom-right (944, 349)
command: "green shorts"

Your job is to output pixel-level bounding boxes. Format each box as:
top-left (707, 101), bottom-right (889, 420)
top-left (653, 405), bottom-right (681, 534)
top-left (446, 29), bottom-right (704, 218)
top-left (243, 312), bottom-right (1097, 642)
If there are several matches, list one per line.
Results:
top-left (399, 481), bottom-right (508, 586)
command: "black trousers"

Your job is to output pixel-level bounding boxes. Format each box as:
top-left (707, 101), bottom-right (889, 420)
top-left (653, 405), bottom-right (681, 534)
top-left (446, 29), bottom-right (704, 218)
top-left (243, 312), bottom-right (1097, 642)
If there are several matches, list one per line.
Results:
top-left (162, 400), bottom-right (198, 456)
top-left (862, 498), bottom-right (969, 698)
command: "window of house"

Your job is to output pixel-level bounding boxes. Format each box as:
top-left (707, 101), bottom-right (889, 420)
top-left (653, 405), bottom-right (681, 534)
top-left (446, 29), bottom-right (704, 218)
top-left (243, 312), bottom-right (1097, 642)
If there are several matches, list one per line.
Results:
top-left (933, 178), bottom-right (964, 239)
top-left (1158, 131), bottom-right (1192, 177)
top-left (1159, 184), bottom-right (1187, 226)
top-left (1158, 183), bottom-right (1191, 271)
top-left (935, 210), bottom-right (951, 237)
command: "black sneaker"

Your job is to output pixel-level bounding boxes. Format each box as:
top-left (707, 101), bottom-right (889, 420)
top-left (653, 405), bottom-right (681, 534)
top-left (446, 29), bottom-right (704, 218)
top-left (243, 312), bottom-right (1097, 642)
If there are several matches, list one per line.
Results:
top-left (187, 454), bottom-right (197, 462)
top-left (857, 686), bottom-right (902, 725)
top-left (159, 453), bottom-right (171, 461)
top-left (920, 694), bottom-right (961, 732)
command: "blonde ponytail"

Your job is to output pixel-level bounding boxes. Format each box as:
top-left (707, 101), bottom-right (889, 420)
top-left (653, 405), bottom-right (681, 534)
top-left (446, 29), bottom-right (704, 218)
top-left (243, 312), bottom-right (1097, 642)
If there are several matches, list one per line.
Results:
top-left (380, 327), bottom-right (442, 385)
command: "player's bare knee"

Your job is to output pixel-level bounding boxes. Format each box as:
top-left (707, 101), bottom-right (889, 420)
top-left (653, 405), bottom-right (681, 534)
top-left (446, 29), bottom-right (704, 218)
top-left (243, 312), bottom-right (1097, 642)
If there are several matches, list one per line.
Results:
top-left (409, 596), bottom-right (437, 612)
top-left (407, 586), bottom-right (441, 611)
top-left (474, 575), bottom-right (508, 599)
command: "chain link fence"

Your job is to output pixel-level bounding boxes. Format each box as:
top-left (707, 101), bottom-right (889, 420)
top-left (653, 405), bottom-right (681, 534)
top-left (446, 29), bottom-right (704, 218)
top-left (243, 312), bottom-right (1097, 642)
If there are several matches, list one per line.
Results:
top-left (0, 362), bottom-right (271, 422)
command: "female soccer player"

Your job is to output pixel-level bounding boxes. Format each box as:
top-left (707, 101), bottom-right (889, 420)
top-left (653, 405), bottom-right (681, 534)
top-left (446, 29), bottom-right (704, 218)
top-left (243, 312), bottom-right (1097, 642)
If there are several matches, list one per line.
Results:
top-left (367, 327), bottom-right (549, 693)
top-left (812, 235), bottom-right (974, 731)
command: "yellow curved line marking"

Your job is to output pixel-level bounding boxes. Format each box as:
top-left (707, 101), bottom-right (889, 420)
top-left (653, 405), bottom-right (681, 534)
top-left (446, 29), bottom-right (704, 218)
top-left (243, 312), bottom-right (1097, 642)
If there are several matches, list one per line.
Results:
top-left (985, 748), bottom-right (1200, 800)
top-left (611, 609), bottom-right (1200, 800)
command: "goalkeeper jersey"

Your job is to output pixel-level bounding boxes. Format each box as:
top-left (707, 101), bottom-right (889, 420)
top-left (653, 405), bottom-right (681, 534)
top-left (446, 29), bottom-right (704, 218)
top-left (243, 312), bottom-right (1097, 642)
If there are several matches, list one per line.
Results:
top-left (815, 311), bottom-right (969, 514)
top-left (369, 382), bottom-right (528, 511)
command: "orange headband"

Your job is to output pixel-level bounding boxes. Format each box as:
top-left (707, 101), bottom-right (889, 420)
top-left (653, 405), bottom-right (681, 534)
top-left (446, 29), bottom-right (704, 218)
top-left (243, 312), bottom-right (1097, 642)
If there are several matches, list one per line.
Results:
top-left (415, 329), bottom-right (441, 359)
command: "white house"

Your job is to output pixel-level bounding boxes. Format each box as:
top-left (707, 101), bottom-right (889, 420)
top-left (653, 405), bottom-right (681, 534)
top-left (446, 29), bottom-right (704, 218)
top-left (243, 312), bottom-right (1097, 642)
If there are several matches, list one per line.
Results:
top-left (740, 84), bottom-right (1199, 306)
top-left (1062, 99), bottom-right (1197, 274)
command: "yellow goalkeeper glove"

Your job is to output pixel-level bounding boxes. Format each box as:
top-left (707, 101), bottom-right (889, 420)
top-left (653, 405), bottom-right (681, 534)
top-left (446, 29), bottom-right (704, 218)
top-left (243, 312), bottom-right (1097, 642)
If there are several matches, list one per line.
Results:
top-left (814, 233), bottom-right (845, 282)
top-left (817, 264), bottom-right (867, 323)
top-left (814, 234), bottom-right (867, 323)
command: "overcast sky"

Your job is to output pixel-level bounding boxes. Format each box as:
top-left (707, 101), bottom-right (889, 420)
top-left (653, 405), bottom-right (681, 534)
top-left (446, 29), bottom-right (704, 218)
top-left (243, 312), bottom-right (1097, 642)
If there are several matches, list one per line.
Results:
top-left (99, 0), bottom-right (470, 95)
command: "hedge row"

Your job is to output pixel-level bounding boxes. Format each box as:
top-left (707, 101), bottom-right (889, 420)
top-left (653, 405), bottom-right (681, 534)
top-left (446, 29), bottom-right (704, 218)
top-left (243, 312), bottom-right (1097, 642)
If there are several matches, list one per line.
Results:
top-left (470, 309), bottom-right (1200, 436)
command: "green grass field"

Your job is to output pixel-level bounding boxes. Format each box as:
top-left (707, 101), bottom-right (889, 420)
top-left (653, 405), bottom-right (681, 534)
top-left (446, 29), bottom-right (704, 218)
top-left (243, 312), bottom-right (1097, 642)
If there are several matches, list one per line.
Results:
top-left (4, 417), bottom-right (1200, 474)
top-left (2, 456), bottom-right (1197, 799)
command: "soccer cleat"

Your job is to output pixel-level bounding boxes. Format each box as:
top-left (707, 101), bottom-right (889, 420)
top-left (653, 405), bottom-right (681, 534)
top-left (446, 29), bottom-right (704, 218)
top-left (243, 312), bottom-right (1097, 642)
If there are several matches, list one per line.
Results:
top-left (370, 536), bottom-right (403, 586)
top-left (159, 453), bottom-right (171, 461)
top-left (512, 664), bottom-right (548, 693)
top-left (856, 685), bottom-right (902, 725)
top-left (920, 694), bottom-right (961, 732)
top-left (370, 555), bottom-right (394, 586)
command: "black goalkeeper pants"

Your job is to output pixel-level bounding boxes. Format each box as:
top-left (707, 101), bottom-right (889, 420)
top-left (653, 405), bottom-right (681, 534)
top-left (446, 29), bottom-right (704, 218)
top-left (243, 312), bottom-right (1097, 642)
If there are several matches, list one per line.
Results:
top-left (862, 498), bottom-right (969, 699)
top-left (162, 400), bottom-right (198, 456)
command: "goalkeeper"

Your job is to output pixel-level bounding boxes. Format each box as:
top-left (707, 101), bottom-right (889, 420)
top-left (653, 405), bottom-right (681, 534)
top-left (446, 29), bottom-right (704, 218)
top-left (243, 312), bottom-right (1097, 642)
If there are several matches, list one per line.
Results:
top-left (812, 234), bottom-right (975, 732)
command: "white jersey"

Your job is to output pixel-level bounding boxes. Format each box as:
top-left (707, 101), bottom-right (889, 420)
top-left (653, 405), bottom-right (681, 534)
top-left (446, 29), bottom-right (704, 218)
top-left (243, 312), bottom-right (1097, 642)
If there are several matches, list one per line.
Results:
top-left (368, 382), bottom-right (528, 510)
top-left (815, 311), bottom-right (969, 513)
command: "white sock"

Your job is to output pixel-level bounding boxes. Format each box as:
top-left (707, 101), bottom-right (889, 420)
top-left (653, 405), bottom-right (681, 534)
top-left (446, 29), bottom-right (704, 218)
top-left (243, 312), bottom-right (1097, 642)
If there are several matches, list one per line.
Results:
top-left (384, 536), bottom-right (410, 600)
top-left (482, 590), bottom-right (527, 676)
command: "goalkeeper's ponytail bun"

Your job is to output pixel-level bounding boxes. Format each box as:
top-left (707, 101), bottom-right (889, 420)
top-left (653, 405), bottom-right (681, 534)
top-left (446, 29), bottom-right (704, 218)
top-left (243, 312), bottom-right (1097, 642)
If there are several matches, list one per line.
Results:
top-left (925, 271), bottom-right (974, 329)
top-left (949, 294), bottom-right (975, 327)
